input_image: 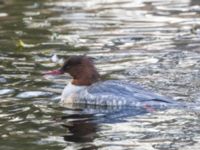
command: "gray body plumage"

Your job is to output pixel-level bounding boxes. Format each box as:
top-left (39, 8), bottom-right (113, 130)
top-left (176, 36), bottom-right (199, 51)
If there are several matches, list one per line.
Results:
top-left (75, 80), bottom-right (177, 107)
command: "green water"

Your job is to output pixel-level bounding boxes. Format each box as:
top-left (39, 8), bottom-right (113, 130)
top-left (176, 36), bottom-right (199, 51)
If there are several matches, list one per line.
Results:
top-left (1, 0), bottom-right (200, 149)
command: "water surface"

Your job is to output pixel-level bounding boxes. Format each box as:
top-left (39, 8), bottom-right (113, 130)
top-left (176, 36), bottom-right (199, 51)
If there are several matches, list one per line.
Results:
top-left (1, 0), bottom-right (200, 149)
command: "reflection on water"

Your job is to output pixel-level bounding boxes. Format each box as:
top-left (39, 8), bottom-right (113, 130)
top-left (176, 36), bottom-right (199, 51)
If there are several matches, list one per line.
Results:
top-left (1, 0), bottom-right (200, 149)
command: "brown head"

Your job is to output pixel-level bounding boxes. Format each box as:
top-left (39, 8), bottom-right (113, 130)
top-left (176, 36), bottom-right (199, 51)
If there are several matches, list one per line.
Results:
top-left (45, 55), bottom-right (100, 86)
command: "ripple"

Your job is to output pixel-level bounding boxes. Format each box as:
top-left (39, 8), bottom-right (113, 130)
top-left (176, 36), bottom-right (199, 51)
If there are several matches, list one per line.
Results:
top-left (39, 136), bottom-right (66, 144)
top-left (0, 13), bottom-right (8, 17)
top-left (16, 91), bottom-right (53, 99)
top-left (0, 77), bottom-right (7, 83)
top-left (1, 0), bottom-right (200, 150)
top-left (0, 89), bottom-right (15, 95)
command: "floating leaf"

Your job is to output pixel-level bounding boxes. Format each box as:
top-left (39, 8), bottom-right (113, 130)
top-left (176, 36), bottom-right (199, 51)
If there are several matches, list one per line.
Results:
top-left (16, 39), bottom-right (35, 49)
top-left (50, 54), bottom-right (64, 66)
top-left (51, 54), bottom-right (59, 63)
top-left (16, 40), bottom-right (26, 48)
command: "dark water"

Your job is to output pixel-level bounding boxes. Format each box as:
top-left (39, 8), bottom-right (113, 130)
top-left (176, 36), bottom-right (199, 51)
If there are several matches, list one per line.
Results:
top-left (1, 0), bottom-right (200, 149)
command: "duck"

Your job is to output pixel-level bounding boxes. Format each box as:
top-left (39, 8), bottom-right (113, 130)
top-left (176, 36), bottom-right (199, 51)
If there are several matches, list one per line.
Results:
top-left (45, 55), bottom-right (178, 107)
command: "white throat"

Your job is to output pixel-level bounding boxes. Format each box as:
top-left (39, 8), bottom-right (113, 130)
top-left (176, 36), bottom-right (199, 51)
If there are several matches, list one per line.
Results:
top-left (60, 81), bottom-right (87, 104)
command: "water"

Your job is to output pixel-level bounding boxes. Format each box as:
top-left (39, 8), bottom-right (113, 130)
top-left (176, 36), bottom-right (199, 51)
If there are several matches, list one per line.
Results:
top-left (1, 0), bottom-right (200, 149)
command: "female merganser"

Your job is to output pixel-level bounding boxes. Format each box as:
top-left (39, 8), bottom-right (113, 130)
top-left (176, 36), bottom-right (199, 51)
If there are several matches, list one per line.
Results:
top-left (45, 55), bottom-right (177, 107)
